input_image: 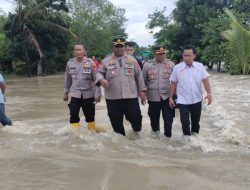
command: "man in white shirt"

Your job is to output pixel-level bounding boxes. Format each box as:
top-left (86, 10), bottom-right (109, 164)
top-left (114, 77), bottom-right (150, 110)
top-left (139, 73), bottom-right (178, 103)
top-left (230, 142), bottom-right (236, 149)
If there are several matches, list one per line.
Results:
top-left (169, 45), bottom-right (212, 136)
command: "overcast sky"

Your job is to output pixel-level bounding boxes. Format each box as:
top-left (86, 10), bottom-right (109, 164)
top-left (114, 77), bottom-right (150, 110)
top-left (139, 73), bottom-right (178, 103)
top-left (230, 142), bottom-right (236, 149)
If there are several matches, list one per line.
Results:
top-left (0, 0), bottom-right (15, 13)
top-left (109, 0), bottom-right (177, 46)
top-left (0, 0), bottom-right (177, 46)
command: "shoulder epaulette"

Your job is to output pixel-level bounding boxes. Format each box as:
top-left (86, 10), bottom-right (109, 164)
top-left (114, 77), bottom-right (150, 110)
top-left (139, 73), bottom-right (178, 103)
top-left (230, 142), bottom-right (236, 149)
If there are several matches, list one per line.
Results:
top-left (69, 58), bottom-right (76, 62)
top-left (86, 58), bottom-right (93, 62)
top-left (105, 53), bottom-right (112, 58)
top-left (146, 59), bottom-right (155, 64)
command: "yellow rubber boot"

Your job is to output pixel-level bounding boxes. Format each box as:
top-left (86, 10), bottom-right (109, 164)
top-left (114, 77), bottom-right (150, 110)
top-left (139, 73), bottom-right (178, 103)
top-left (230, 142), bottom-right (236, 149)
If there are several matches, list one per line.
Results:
top-left (87, 121), bottom-right (106, 133)
top-left (71, 122), bottom-right (80, 128)
top-left (87, 121), bottom-right (96, 131)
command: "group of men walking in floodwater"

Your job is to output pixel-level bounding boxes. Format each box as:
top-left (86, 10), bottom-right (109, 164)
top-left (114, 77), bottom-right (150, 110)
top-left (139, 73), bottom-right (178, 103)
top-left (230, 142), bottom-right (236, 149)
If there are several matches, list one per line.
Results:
top-left (63, 36), bottom-right (212, 139)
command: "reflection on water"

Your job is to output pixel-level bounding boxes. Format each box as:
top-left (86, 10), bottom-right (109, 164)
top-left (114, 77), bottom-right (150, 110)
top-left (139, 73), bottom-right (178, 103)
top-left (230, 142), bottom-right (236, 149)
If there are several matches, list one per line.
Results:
top-left (0, 72), bottom-right (249, 190)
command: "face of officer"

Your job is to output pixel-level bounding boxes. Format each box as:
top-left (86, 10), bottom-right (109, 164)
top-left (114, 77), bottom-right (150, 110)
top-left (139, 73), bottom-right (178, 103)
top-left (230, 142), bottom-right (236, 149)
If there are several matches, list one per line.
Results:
top-left (155, 52), bottom-right (166, 63)
top-left (74, 45), bottom-right (86, 60)
top-left (183, 49), bottom-right (196, 66)
top-left (113, 44), bottom-right (125, 57)
top-left (125, 45), bottom-right (135, 55)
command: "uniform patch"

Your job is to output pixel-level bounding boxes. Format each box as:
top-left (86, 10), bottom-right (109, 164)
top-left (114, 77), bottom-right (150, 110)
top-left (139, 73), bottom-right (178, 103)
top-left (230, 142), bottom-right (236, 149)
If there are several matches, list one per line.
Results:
top-left (92, 63), bottom-right (97, 71)
top-left (83, 69), bottom-right (91, 74)
top-left (125, 64), bottom-right (134, 69)
top-left (134, 61), bottom-right (140, 69)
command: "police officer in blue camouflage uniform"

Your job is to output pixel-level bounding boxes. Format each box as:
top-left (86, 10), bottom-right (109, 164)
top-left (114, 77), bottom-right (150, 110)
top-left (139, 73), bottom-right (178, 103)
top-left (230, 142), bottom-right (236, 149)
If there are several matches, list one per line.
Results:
top-left (143, 45), bottom-right (175, 137)
top-left (95, 37), bottom-right (146, 136)
top-left (64, 44), bottom-right (103, 132)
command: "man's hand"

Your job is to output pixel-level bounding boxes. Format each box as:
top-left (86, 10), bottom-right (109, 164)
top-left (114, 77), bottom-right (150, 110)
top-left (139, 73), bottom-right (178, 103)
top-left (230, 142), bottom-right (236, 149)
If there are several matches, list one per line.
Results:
top-left (95, 96), bottom-right (101, 103)
top-left (204, 93), bottom-right (212, 105)
top-left (169, 97), bottom-right (175, 109)
top-left (139, 91), bottom-right (146, 105)
top-left (63, 93), bottom-right (68, 101)
top-left (100, 79), bottom-right (109, 88)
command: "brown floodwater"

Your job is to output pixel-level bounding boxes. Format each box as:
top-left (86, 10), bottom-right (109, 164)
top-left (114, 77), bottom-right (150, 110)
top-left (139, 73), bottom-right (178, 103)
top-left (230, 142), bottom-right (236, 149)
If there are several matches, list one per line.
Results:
top-left (0, 72), bottom-right (249, 190)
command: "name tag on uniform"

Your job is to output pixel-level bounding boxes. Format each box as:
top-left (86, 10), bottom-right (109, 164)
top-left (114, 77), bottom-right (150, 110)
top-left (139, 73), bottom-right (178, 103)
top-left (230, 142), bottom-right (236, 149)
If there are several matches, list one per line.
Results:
top-left (148, 68), bottom-right (157, 79)
top-left (125, 64), bottom-right (134, 69)
top-left (150, 74), bottom-right (155, 79)
top-left (108, 65), bottom-right (116, 69)
top-left (83, 69), bottom-right (91, 74)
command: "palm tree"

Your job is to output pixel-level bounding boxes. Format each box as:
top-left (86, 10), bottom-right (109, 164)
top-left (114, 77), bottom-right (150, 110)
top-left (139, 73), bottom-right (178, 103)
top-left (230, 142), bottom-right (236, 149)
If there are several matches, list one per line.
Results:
top-left (223, 9), bottom-right (250, 75)
top-left (8, 0), bottom-right (77, 77)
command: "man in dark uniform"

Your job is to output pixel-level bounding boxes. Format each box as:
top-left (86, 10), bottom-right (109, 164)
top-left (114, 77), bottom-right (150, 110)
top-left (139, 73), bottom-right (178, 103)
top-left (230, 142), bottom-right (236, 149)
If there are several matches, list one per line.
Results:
top-left (125, 41), bottom-right (143, 70)
top-left (143, 45), bottom-right (175, 137)
top-left (95, 37), bottom-right (146, 136)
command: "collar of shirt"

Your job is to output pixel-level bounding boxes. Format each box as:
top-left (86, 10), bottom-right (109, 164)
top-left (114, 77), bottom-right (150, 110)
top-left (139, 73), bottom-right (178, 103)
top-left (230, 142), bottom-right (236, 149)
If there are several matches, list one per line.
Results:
top-left (74, 57), bottom-right (88, 64)
top-left (153, 59), bottom-right (164, 65)
top-left (180, 61), bottom-right (197, 69)
top-left (109, 54), bottom-right (124, 64)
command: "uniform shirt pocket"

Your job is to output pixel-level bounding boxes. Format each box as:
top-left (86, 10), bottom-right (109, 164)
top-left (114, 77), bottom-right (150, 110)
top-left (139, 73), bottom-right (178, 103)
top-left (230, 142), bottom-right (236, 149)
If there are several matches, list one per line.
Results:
top-left (193, 68), bottom-right (203, 81)
top-left (82, 69), bottom-right (92, 80)
top-left (125, 68), bottom-right (134, 76)
top-left (163, 68), bottom-right (172, 78)
top-left (69, 69), bottom-right (77, 79)
top-left (107, 68), bottom-right (118, 78)
top-left (124, 64), bottom-right (134, 76)
top-left (148, 69), bottom-right (158, 80)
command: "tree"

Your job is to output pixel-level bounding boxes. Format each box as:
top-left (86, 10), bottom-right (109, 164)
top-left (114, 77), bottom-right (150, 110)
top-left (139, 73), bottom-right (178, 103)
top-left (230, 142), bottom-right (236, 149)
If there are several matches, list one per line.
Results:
top-left (4, 0), bottom-right (77, 76)
top-left (0, 12), bottom-right (12, 73)
top-left (68, 0), bottom-right (127, 59)
top-left (201, 15), bottom-right (231, 71)
top-left (147, 0), bottom-right (250, 69)
top-left (146, 8), bottom-right (184, 60)
top-left (223, 9), bottom-right (250, 74)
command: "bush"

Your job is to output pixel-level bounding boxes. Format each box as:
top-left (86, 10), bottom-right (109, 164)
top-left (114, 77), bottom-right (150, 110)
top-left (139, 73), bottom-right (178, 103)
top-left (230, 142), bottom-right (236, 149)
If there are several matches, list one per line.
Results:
top-left (12, 61), bottom-right (26, 75)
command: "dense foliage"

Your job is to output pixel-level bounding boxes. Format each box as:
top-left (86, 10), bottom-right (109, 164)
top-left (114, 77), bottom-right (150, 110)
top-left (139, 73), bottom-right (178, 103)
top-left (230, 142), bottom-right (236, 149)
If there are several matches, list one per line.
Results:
top-left (147, 0), bottom-right (250, 74)
top-left (0, 0), bottom-right (249, 76)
